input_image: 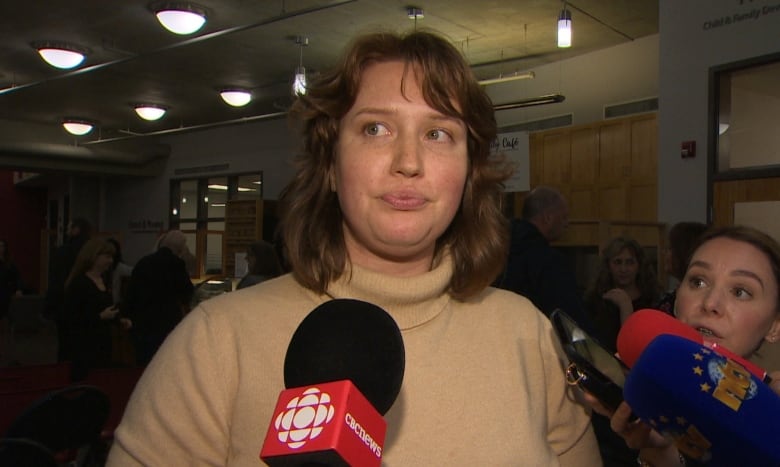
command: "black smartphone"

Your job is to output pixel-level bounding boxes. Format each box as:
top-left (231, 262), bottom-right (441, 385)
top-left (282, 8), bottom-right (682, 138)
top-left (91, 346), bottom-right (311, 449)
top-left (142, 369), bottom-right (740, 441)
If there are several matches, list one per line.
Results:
top-left (550, 309), bottom-right (627, 412)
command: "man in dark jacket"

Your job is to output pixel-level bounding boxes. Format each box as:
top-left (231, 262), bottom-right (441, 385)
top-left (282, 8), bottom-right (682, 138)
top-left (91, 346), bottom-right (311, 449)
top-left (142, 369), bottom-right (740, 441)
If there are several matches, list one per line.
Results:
top-left (495, 186), bottom-right (590, 328)
top-left (125, 230), bottom-right (194, 366)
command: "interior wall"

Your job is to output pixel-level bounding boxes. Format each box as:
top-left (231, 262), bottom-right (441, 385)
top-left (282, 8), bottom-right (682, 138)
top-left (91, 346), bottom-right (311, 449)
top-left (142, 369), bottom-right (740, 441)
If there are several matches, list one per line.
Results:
top-left (658, 0), bottom-right (780, 224)
top-left (0, 170), bottom-right (47, 292)
top-left (102, 118), bottom-right (296, 265)
top-left (486, 35), bottom-right (659, 129)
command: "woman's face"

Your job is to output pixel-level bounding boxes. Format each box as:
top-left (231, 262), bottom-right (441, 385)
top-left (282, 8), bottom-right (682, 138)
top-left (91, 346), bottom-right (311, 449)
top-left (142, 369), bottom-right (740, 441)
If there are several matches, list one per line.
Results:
top-left (675, 237), bottom-right (780, 357)
top-left (94, 252), bottom-right (114, 274)
top-left (609, 247), bottom-right (639, 288)
top-left (333, 60), bottom-right (468, 275)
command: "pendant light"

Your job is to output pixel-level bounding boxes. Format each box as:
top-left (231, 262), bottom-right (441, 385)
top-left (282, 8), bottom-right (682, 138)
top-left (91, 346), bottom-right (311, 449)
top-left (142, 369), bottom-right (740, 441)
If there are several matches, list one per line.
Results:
top-left (62, 118), bottom-right (94, 135)
top-left (292, 36), bottom-right (308, 96)
top-left (134, 104), bottom-right (167, 121)
top-left (153, 2), bottom-right (207, 35)
top-left (557, 3), bottom-right (572, 48)
top-left (32, 41), bottom-right (89, 69)
top-left (220, 89), bottom-right (252, 107)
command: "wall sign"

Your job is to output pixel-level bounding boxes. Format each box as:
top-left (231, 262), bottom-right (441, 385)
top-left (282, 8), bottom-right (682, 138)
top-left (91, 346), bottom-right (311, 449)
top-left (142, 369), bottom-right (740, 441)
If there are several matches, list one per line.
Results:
top-left (491, 131), bottom-right (530, 192)
top-left (128, 219), bottom-right (164, 232)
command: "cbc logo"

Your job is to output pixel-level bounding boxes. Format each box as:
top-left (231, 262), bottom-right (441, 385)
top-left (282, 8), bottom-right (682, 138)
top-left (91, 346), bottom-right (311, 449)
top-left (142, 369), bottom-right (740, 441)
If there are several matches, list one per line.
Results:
top-left (274, 387), bottom-right (335, 449)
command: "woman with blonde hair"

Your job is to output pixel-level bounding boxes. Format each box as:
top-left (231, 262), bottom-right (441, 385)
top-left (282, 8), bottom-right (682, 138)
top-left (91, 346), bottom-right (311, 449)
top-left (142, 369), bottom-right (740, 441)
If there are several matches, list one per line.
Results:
top-left (63, 238), bottom-right (121, 380)
top-left (585, 236), bottom-right (661, 352)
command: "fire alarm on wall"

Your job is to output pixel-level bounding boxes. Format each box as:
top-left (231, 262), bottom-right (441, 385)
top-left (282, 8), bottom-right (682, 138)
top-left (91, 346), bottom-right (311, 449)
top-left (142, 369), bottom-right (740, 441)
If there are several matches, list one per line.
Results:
top-left (681, 140), bottom-right (696, 158)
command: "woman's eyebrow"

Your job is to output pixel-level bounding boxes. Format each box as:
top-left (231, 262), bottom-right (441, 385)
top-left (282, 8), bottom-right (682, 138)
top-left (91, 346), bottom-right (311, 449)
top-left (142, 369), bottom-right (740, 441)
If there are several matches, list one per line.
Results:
top-left (731, 269), bottom-right (765, 289)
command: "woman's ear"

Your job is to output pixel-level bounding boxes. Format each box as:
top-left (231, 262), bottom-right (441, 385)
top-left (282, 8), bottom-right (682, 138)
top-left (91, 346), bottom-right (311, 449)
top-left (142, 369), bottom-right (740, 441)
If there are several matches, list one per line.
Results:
top-left (764, 316), bottom-right (780, 343)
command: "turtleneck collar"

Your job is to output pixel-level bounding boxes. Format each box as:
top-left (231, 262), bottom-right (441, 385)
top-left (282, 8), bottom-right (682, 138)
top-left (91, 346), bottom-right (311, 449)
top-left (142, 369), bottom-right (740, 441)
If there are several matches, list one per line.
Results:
top-left (325, 254), bottom-right (454, 330)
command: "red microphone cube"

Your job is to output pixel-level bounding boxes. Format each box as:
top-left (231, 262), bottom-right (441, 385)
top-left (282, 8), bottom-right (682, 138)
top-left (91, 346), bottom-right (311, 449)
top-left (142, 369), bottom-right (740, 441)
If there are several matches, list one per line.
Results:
top-left (260, 380), bottom-right (386, 466)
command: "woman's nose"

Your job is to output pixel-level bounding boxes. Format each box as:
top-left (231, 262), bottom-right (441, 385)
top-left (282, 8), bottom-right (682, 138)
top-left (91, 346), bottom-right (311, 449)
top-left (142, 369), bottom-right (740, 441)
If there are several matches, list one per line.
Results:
top-left (391, 133), bottom-right (422, 177)
top-left (701, 287), bottom-right (723, 315)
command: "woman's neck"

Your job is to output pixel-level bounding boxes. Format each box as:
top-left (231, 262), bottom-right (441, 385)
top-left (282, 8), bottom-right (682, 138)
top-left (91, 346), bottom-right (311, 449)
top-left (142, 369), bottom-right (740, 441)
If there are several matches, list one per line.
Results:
top-left (86, 269), bottom-right (106, 289)
top-left (620, 283), bottom-right (641, 301)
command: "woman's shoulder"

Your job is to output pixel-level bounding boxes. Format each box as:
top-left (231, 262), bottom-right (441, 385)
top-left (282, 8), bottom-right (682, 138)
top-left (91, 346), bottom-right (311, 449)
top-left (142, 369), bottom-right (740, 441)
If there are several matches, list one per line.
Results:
top-left (472, 287), bottom-right (550, 325)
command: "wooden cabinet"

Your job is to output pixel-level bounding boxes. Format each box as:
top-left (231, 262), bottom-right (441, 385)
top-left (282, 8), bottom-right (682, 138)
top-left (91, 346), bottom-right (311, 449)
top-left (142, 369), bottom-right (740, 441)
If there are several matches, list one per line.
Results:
top-left (523, 113), bottom-right (659, 245)
top-left (222, 199), bottom-right (263, 277)
top-left (521, 113), bottom-right (664, 283)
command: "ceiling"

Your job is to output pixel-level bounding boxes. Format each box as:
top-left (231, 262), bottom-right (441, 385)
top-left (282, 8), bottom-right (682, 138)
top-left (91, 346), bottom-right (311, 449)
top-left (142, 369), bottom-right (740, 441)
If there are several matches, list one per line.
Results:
top-left (0, 0), bottom-right (658, 175)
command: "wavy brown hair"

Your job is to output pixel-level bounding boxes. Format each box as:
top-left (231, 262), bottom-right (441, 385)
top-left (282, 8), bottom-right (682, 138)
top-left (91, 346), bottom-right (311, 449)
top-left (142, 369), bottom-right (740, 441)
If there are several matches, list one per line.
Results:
top-left (279, 30), bottom-right (513, 300)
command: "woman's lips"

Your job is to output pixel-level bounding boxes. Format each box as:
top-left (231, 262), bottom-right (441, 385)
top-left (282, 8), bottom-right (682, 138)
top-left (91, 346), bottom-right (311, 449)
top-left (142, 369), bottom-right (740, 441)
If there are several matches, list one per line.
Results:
top-left (696, 326), bottom-right (722, 343)
top-left (382, 193), bottom-right (426, 210)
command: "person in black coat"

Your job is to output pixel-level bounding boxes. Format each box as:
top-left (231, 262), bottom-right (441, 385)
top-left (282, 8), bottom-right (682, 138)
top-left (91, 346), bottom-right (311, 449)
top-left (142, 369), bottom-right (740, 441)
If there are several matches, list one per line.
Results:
top-left (495, 186), bottom-right (591, 330)
top-left (124, 230), bottom-right (194, 366)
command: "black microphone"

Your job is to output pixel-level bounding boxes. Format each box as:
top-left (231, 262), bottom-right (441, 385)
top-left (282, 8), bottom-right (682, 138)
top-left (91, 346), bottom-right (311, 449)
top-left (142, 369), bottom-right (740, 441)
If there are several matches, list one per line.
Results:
top-left (260, 299), bottom-right (405, 466)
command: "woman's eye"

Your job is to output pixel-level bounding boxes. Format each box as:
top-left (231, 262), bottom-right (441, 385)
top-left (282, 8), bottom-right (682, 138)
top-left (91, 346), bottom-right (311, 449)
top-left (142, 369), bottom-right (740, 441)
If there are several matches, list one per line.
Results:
top-left (688, 277), bottom-right (706, 288)
top-left (364, 122), bottom-right (389, 136)
top-left (427, 128), bottom-right (452, 142)
top-left (733, 287), bottom-right (753, 299)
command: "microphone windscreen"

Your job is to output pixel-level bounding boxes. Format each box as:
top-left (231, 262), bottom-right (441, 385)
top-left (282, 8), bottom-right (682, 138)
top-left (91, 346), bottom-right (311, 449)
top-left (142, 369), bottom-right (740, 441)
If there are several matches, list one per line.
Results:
top-left (618, 309), bottom-right (768, 380)
top-left (283, 299), bottom-right (405, 415)
top-left (624, 334), bottom-right (780, 466)
top-left (617, 309), bottom-right (701, 368)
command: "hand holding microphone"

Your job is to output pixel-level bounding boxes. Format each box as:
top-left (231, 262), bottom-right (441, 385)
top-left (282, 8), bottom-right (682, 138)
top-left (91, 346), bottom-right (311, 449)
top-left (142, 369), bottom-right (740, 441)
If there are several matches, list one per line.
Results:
top-left (617, 309), bottom-right (780, 466)
top-left (260, 299), bottom-right (405, 466)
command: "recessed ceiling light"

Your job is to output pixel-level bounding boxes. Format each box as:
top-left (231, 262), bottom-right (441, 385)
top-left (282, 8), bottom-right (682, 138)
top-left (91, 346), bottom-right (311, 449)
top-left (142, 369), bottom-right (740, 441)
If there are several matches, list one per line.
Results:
top-left (134, 104), bottom-right (167, 121)
top-left (31, 41), bottom-right (89, 69)
top-left (153, 2), bottom-right (207, 35)
top-left (220, 89), bottom-right (252, 107)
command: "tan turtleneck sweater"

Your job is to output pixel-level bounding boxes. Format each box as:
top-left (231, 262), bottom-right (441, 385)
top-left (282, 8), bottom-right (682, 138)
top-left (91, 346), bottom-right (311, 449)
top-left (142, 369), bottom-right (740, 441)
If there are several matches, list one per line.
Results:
top-left (108, 256), bottom-right (601, 466)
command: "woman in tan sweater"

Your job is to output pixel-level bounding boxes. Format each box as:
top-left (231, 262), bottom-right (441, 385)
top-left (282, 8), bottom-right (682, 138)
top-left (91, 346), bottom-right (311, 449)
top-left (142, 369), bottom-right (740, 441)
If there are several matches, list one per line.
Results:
top-left (108, 30), bottom-right (601, 466)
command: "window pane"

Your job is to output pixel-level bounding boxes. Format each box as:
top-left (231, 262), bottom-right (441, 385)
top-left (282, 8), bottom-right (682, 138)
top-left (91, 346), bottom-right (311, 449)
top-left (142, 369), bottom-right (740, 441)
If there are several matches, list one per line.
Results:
top-left (180, 180), bottom-right (198, 219)
top-left (205, 226), bottom-right (223, 275)
top-left (716, 59), bottom-right (780, 172)
top-left (207, 177), bottom-right (228, 219)
top-left (236, 173), bottom-right (263, 200)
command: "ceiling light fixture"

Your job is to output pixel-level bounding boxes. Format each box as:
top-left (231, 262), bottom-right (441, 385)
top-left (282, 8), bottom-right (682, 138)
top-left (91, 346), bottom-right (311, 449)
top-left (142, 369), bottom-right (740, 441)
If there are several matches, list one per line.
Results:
top-left (31, 41), bottom-right (89, 69)
top-left (493, 93), bottom-right (566, 110)
top-left (407, 6), bottom-right (424, 20)
top-left (557, 3), bottom-right (572, 48)
top-left (153, 2), bottom-right (207, 35)
top-left (134, 104), bottom-right (167, 121)
top-left (478, 71), bottom-right (535, 86)
top-left (292, 36), bottom-right (309, 96)
top-left (220, 89), bottom-right (252, 107)
top-left (62, 118), bottom-right (94, 136)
